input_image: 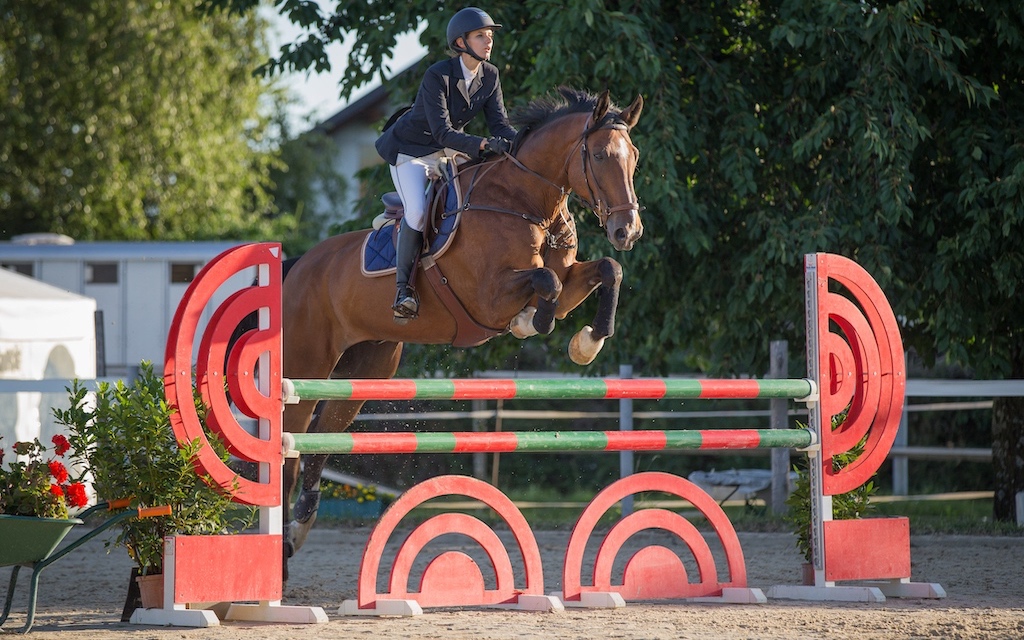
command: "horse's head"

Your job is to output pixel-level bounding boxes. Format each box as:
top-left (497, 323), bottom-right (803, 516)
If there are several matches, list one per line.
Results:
top-left (570, 91), bottom-right (644, 251)
top-left (509, 88), bottom-right (645, 251)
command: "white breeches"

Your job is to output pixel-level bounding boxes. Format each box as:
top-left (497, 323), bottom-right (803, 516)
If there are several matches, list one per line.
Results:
top-left (390, 151), bottom-right (440, 232)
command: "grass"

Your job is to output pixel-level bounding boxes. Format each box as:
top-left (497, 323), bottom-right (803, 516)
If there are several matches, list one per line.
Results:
top-left (870, 497), bottom-right (1023, 535)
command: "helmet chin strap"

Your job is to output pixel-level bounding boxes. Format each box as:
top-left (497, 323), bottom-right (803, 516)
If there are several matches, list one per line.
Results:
top-left (452, 35), bottom-right (487, 63)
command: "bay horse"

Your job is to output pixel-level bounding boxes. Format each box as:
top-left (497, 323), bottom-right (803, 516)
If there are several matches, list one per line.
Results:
top-left (280, 87), bottom-right (644, 575)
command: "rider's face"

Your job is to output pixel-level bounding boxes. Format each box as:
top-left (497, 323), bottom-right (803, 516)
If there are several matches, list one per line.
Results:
top-left (461, 28), bottom-right (494, 60)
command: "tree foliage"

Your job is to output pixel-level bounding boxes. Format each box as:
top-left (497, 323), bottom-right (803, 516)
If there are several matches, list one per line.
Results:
top-left (219, 1), bottom-right (1024, 516)
top-left (220, 0), bottom-right (1024, 378)
top-left (0, 0), bottom-right (290, 241)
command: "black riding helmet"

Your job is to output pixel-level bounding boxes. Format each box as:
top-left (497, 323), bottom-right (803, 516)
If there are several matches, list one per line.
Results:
top-left (446, 7), bottom-right (502, 62)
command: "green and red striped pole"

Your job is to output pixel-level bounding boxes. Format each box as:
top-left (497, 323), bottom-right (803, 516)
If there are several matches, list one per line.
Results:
top-left (284, 428), bottom-right (814, 455)
top-left (282, 377), bottom-right (816, 403)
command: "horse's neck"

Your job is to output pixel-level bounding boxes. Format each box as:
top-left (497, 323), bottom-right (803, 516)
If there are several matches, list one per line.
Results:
top-left (464, 117), bottom-right (583, 219)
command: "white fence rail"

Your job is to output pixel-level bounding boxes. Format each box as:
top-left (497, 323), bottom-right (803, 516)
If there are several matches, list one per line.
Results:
top-left (4, 371), bottom-right (1020, 505)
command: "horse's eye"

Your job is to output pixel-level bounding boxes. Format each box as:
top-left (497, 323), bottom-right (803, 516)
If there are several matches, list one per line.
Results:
top-left (594, 152), bottom-right (607, 161)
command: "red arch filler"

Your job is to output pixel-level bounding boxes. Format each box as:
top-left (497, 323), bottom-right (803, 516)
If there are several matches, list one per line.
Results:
top-left (562, 472), bottom-right (748, 602)
top-left (353, 476), bottom-right (547, 611)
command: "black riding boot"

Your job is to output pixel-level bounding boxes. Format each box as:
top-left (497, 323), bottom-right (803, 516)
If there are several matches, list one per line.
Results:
top-left (393, 220), bottom-right (423, 321)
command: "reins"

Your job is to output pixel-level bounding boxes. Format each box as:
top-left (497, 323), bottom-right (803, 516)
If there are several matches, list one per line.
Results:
top-left (447, 112), bottom-right (640, 246)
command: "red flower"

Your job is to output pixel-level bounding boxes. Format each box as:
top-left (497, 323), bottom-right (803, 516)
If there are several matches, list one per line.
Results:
top-left (51, 434), bottom-right (71, 456)
top-left (66, 482), bottom-right (89, 508)
top-left (49, 484), bottom-right (64, 497)
top-left (48, 460), bottom-right (69, 484)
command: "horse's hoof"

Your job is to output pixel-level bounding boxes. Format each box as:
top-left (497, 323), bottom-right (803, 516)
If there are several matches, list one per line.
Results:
top-left (509, 306), bottom-right (538, 339)
top-left (568, 325), bottom-right (605, 365)
top-left (288, 517), bottom-right (315, 554)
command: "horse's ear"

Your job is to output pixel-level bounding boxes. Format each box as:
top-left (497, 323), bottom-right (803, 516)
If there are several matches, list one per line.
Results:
top-left (594, 90), bottom-right (611, 122)
top-left (620, 94), bottom-right (644, 130)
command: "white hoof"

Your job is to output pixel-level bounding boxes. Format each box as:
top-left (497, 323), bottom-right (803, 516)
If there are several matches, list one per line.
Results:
top-left (288, 514), bottom-right (316, 553)
top-left (568, 325), bottom-right (605, 365)
top-left (510, 306), bottom-right (539, 339)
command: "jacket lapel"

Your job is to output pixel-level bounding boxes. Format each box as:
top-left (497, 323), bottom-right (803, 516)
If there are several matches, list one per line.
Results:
top-left (468, 69), bottom-right (484, 98)
top-left (453, 58), bottom-right (471, 104)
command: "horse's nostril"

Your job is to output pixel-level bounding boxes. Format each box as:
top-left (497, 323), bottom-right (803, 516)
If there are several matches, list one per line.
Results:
top-left (614, 228), bottom-right (627, 242)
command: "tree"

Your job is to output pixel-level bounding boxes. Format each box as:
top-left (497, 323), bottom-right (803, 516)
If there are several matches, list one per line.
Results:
top-left (225, 0), bottom-right (1024, 520)
top-left (0, 0), bottom-right (290, 241)
top-left (262, 92), bottom-right (350, 257)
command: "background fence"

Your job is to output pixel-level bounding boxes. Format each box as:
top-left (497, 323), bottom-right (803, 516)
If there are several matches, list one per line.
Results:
top-left (4, 355), bottom-right (1022, 509)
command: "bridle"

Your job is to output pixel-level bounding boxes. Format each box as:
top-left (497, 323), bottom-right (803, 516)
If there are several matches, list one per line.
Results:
top-left (453, 113), bottom-right (641, 236)
top-left (563, 114), bottom-right (643, 228)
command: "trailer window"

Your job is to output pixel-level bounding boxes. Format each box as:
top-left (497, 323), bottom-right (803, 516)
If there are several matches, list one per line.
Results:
top-left (170, 262), bottom-right (200, 284)
top-left (85, 262), bottom-right (118, 284)
top-left (1, 262), bottom-right (33, 277)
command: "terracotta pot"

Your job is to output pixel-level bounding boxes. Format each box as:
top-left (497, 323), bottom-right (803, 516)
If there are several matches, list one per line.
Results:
top-left (135, 573), bottom-right (164, 609)
top-left (801, 562), bottom-right (815, 585)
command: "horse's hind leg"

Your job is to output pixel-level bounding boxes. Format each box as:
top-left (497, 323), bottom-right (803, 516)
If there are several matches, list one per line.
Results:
top-left (288, 340), bottom-right (402, 555)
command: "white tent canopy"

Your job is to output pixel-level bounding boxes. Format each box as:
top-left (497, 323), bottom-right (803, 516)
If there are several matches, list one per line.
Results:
top-left (0, 268), bottom-right (96, 447)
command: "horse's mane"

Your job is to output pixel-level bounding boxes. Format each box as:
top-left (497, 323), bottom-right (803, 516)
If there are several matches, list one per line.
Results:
top-left (509, 87), bottom-right (620, 153)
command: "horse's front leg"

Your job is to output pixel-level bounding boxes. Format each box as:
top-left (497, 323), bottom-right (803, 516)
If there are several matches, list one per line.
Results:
top-left (287, 405), bottom-right (327, 555)
top-left (508, 267), bottom-right (563, 337)
top-left (556, 257), bottom-right (622, 365)
top-left (287, 398), bottom-right (366, 554)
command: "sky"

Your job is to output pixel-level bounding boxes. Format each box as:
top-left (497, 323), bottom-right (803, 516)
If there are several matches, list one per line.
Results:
top-left (262, 8), bottom-right (427, 132)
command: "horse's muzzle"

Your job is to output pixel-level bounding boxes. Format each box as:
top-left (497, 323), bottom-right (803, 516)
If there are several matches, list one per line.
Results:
top-left (608, 212), bottom-right (644, 251)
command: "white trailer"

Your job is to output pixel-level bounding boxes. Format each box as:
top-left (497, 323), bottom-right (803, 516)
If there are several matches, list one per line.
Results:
top-left (0, 237), bottom-right (255, 376)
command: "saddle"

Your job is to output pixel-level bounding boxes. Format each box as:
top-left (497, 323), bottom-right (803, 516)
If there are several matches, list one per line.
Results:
top-left (361, 160), bottom-right (506, 347)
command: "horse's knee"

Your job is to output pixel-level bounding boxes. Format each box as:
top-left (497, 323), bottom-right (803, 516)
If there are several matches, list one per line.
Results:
top-left (530, 268), bottom-right (562, 300)
top-left (598, 258), bottom-right (623, 288)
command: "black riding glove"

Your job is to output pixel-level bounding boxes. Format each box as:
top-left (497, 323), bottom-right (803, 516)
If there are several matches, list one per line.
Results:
top-left (483, 136), bottom-right (511, 157)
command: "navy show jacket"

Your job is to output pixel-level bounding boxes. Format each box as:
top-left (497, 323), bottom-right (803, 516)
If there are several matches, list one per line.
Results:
top-left (376, 57), bottom-right (517, 165)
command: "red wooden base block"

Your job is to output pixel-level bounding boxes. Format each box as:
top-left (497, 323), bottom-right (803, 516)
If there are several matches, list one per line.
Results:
top-left (170, 534), bottom-right (282, 603)
top-left (824, 517), bottom-right (911, 582)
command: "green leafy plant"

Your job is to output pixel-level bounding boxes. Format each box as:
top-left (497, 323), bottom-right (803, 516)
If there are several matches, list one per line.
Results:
top-left (785, 419), bottom-right (877, 563)
top-left (54, 362), bottom-right (253, 575)
top-left (0, 434), bottom-right (89, 519)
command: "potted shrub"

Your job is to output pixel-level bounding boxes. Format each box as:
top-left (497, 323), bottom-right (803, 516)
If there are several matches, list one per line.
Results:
top-left (54, 361), bottom-right (253, 608)
top-left (785, 420), bottom-right (876, 582)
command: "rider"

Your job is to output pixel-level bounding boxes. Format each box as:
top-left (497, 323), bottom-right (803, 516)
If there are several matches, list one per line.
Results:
top-left (375, 6), bottom-right (518, 322)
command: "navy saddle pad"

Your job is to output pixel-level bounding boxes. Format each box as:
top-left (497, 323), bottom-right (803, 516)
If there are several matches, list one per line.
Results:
top-left (363, 178), bottom-right (459, 274)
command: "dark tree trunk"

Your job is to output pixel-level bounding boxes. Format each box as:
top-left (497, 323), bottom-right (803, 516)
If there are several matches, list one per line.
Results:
top-left (992, 344), bottom-right (1024, 522)
top-left (992, 396), bottom-right (1024, 521)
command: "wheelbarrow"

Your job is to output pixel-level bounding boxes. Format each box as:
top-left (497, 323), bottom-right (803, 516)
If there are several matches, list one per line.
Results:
top-left (0, 499), bottom-right (171, 634)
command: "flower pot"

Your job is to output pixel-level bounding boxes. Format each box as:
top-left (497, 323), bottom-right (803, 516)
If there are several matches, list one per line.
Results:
top-left (0, 514), bottom-right (83, 567)
top-left (801, 562), bottom-right (815, 585)
top-left (135, 573), bottom-right (164, 609)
